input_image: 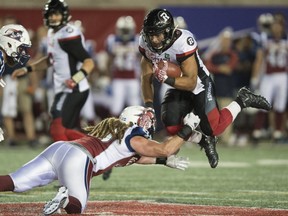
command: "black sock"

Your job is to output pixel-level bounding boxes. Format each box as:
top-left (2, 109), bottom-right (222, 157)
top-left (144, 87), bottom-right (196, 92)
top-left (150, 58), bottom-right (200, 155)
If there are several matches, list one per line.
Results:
top-left (235, 97), bottom-right (244, 109)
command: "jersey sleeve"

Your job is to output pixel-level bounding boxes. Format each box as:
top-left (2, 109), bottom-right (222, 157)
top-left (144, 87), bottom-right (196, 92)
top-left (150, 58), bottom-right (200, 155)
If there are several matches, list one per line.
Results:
top-left (124, 126), bottom-right (150, 152)
top-left (175, 30), bottom-right (198, 62)
top-left (58, 26), bottom-right (91, 62)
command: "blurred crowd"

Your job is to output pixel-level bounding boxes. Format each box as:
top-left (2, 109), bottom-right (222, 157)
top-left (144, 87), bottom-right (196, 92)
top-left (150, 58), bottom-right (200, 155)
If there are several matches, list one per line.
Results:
top-left (0, 11), bottom-right (287, 148)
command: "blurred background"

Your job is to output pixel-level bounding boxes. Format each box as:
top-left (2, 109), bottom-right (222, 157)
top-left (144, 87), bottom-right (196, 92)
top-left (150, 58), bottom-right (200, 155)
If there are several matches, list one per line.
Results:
top-left (0, 0), bottom-right (288, 147)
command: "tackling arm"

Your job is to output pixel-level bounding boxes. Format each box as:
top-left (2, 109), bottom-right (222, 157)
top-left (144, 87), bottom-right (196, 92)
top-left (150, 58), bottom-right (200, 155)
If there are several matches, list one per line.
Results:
top-left (131, 112), bottom-right (200, 157)
top-left (137, 155), bottom-right (190, 171)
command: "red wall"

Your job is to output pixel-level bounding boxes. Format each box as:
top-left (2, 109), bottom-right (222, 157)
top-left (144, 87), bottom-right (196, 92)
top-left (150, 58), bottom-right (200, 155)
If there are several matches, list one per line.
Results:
top-left (0, 8), bottom-right (146, 51)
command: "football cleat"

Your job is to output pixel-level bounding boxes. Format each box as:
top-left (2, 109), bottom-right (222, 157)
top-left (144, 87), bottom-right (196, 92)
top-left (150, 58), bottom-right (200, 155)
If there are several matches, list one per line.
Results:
top-left (43, 186), bottom-right (69, 215)
top-left (199, 136), bottom-right (219, 168)
top-left (237, 87), bottom-right (272, 111)
top-left (102, 169), bottom-right (112, 181)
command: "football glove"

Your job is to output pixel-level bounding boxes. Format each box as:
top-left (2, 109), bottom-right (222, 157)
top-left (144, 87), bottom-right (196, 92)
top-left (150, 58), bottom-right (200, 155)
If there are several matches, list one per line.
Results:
top-left (153, 62), bottom-right (168, 83)
top-left (165, 155), bottom-right (190, 171)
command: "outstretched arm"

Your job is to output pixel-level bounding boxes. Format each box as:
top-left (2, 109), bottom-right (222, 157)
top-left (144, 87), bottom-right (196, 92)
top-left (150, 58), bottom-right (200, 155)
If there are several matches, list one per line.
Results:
top-left (11, 56), bottom-right (50, 79)
top-left (137, 155), bottom-right (190, 171)
top-left (131, 112), bottom-right (200, 157)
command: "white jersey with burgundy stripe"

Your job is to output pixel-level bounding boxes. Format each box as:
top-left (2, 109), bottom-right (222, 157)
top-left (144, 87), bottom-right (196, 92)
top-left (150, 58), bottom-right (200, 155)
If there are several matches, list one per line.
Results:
top-left (75, 125), bottom-right (150, 176)
top-left (139, 29), bottom-right (210, 95)
top-left (261, 34), bottom-right (288, 74)
top-left (106, 34), bottom-right (141, 79)
top-left (47, 24), bottom-right (89, 94)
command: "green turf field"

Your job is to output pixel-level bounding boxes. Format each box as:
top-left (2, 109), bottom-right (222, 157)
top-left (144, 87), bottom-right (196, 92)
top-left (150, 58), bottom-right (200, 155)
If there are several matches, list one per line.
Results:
top-left (0, 141), bottom-right (287, 209)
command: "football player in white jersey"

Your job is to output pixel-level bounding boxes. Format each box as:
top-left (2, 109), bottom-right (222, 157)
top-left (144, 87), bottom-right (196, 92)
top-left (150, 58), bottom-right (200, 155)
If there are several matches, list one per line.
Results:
top-left (0, 24), bottom-right (32, 142)
top-left (0, 106), bottom-right (199, 215)
top-left (251, 17), bottom-right (288, 142)
top-left (12, 0), bottom-right (95, 142)
top-left (139, 8), bottom-right (272, 168)
top-left (105, 15), bottom-right (142, 117)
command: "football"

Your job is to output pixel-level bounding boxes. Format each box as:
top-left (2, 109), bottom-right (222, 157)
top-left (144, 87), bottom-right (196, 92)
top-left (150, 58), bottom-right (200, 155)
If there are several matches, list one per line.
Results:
top-left (156, 60), bottom-right (182, 78)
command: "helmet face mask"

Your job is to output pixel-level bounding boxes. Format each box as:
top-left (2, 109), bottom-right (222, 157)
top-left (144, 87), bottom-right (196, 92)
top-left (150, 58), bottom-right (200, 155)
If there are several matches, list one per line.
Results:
top-left (142, 8), bottom-right (175, 53)
top-left (0, 24), bottom-right (31, 66)
top-left (43, 0), bottom-right (71, 29)
top-left (120, 106), bottom-right (156, 137)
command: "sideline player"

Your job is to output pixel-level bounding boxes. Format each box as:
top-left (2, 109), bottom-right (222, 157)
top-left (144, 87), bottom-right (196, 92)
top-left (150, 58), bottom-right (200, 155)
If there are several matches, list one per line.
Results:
top-left (12, 0), bottom-right (95, 142)
top-left (0, 106), bottom-right (199, 215)
top-left (0, 24), bottom-right (32, 142)
top-left (251, 17), bottom-right (288, 142)
top-left (139, 8), bottom-right (272, 168)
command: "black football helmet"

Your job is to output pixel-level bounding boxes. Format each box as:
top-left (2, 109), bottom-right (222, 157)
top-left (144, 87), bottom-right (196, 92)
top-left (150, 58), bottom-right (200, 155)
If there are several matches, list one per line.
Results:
top-left (43, 0), bottom-right (71, 29)
top-left (142, 8), bottom-right (175, 53)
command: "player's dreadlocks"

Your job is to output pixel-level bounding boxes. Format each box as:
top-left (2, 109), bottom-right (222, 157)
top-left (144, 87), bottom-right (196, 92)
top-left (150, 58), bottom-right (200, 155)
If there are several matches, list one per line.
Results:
top-left (83, 117), bottom-right (132, 143)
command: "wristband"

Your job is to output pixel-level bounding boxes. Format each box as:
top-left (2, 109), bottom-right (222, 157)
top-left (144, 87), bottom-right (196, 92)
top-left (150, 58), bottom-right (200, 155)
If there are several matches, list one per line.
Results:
top-left (156, 157), bottom-right (167, 165)
top-left (145, 102), bottom-right (154, 108)
top-left (72, 69), bottom-right (88, 83)
top-left (177, 125), bottom-right (193, 141)
top-left (164, 77), bottom-right (175, 86)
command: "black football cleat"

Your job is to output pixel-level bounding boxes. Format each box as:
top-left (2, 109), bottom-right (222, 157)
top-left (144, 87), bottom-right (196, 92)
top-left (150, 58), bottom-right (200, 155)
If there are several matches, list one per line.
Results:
top-left (237, 87), bottom-right (272, 111)
top-left (199, 136), bottom-right (219, 168)
top-left (102, 169), bottom-right (112, 181)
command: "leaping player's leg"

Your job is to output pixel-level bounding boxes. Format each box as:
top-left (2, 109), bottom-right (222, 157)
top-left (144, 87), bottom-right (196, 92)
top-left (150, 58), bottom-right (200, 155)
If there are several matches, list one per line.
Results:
top-left (62, 90), bottom-right (89, 140)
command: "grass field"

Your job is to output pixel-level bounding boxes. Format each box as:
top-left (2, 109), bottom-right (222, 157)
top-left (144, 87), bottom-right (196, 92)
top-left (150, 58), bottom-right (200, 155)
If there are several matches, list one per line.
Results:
top-left (0, 141), bottom-right (287, 211)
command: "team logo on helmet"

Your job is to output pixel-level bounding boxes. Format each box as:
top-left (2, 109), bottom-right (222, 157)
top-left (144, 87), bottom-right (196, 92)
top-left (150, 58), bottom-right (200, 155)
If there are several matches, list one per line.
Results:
top-left (158, 11), bottom-right (170, 22)
top-left (4, 29), bottom-right (24, 42)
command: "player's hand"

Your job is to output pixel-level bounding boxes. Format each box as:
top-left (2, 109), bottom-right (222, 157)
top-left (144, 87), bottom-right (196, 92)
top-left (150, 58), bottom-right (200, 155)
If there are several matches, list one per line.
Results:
top-left (183, 112), bottom-right (200, 131)
top-left (165, 155), bottom-right (190, 171)
top-left (153, 62), bottom-right (168, 83)
top-left (139, 107), bottom-right (156, 133)
top-left (65, 79), bottom-right (77, 89)
top-left (11, 68), bottom-right (27, 79)
top-left (0, 127), bottom-right (4, 142)
top-left (0, 78), bottom-right (6, 87)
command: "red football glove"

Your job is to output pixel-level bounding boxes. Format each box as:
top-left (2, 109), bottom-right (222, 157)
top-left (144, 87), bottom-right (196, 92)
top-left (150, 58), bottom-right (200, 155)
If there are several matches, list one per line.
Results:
top-left (65, 79), bottom-right (77, 89)
top-left (153, 62), bottom-right (168, 83)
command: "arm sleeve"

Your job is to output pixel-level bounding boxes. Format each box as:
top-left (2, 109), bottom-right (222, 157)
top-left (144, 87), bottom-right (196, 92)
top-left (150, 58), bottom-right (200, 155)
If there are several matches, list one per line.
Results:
top-left (59, 36), bottom-right (91, 62)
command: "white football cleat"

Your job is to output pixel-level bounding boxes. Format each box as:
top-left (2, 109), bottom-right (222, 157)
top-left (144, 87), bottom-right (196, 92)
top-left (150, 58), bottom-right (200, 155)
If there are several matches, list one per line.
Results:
top-left (43, 186), bottom-right (69, 215)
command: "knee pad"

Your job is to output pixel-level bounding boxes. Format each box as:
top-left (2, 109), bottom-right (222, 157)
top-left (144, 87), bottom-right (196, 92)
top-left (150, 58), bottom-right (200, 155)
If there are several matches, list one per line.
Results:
top-left (49, 118), bottom-right (68, 141)
top-left (166, 125), bottom-right (183, 135)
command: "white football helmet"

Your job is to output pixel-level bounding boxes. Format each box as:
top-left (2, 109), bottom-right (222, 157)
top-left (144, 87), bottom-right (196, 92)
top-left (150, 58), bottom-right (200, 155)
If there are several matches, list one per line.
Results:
top-left (120, 105), bottom-right (156, 136)
top-left (116, 16), bottom-right (136, 42)
top-left (0, 24), bottom-right (31, 64)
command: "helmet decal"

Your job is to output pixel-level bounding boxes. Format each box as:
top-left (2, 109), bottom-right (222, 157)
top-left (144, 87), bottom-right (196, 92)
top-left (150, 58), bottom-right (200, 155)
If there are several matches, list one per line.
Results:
top-left (4, 29), bottom-right (24, 42)
top-left (159, 11), bottom-right (171, 22)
